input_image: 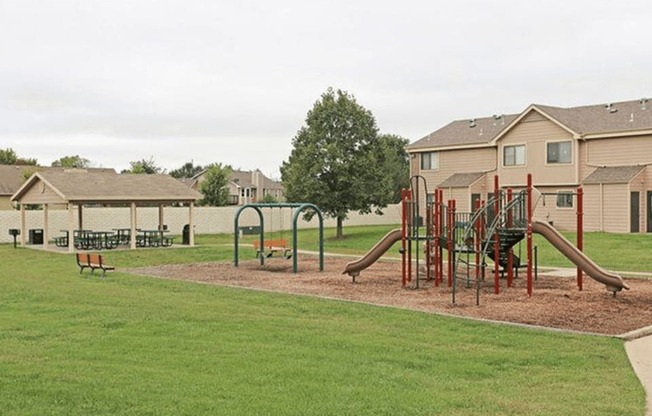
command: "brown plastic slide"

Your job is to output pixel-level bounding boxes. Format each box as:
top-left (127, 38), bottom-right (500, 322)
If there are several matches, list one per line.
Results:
top-left (531, 220), bottom-right (629, 292)
top-left (343, 228), bottom-right (402, 278)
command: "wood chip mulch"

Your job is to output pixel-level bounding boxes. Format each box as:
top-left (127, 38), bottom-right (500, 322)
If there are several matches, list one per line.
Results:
top-left (128, 256), bottom-right (652, 336)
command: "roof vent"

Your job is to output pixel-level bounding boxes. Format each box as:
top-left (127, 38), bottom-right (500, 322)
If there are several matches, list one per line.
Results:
top-left (640, 98), bottom-right (648, 110)
top-left (492, 114), bottom-right (505, 126)
top-left (605, 103), bottom-right (618, 113)
top-left (630, 113), bottom-right (635, 122)
top-left (469, 119), bottom-right (476, 128)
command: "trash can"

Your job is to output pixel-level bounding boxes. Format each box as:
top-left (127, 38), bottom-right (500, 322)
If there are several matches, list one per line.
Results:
top-left (239, 225), bottom-right (261, 235)
top-left (28, 228), bottom-right (43, 245)
top-left (182, 224), bottom-right (190, 245)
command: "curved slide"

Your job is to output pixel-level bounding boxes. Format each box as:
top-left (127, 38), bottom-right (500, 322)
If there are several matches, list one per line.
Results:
top-left (531, 220), bottom-right (629, 292)
top-left (343, 228), bottom-right (402, 278)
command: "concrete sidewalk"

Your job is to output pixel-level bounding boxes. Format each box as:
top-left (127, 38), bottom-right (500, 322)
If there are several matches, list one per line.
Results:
top-left (625, 334), bottom-right (652, 416)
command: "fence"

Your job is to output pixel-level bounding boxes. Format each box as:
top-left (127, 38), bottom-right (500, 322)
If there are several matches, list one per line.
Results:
top-left (0, 204), bottom-right (402, 244)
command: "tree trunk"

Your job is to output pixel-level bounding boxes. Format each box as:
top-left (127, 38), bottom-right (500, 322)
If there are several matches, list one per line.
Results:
top-left (336, 217), bottom-right (344, 239)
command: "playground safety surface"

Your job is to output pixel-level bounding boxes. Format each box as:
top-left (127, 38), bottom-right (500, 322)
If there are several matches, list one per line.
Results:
top-left (131, 256), bottom-right (652, 336)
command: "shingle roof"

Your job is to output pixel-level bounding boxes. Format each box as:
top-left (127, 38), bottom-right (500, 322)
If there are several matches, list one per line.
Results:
top-left (408, 98), bottom-right (652, 151)
top-left (407, 114), bottom-right (518, 151)
top-left (439, 172), bottom-right (486, 188)
top-left (230, 170), bottom-right (254, 188)
top-left (536, 99), bottom-right (652, 136)
top-left (0, 166), bottom-right (116, 195)
top-left (582, 165), bottom-right (645, 184)
top-left (12, 170), bottom-right (202, 203)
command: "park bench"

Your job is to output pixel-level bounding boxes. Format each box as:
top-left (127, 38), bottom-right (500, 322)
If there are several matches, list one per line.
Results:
top-left (76, 253), bottom-right (115, 278)
top-left (253, 238), bottom-right (292, 259)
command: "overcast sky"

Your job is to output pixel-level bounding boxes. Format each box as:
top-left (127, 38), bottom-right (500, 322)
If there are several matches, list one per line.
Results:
top-left (1, 0), bottom-right (650, 178)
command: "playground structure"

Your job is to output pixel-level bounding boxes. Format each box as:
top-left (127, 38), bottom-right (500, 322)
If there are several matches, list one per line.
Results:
top-left (344, 174), bottom-right (629, 304)
top-left (233, 203), bottom-right (324, 273)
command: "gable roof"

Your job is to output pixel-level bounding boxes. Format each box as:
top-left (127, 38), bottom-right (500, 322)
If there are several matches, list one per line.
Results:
top-left (190, 168), bottom-right (282, 191)
top-left (439, 172), bottom-right (486, 188)
top-left (12, 170), bottom-right (202, 204)
top-left (408, 97), bottom-right (652, 151)
top-left (0, 165), bottom-right (116, 196)
top-left (582, 165), bottom-right (645, 185)
top-left (407, 114), bottom-right (517, 151)
top-left (536, 99), bottom-right (652, 137)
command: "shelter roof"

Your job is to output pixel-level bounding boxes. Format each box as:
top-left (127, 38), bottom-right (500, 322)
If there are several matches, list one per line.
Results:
top-left (12, 170), bottom-right (202, 204)
top-left (0, 165), bottom-right (116, 196)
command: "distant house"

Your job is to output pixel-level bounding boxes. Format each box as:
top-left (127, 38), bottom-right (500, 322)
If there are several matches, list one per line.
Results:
top-left (406, 98), bottom-right (652, 233)
top-left (0, 166), bottom-right (117, 210)
top-left (189, 169), bottom-right (284, 205)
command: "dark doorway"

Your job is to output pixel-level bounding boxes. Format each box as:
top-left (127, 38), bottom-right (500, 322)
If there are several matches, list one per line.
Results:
top-left (630, 192), bottom-right (639, 233)
top-left (648, 191), bottom-right (652, 233)
top-left (471, 193), bottom-right (481, 212)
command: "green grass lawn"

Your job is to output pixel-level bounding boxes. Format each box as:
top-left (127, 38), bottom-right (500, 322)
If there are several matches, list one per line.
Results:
top-left (0, 230), bottom-right (648, 415)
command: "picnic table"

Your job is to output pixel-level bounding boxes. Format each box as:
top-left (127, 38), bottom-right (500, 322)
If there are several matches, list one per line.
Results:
top-left (73, 230), bottom-right (118, 250)
top-left (112, 228), bottom-right (132, 245)
top-left (136, 229), bottom-right (174, 247)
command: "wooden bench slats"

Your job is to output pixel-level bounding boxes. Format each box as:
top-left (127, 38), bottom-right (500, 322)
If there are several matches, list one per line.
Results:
top-left (76, 253), bottom-right (115, 278)
top-left (252, 238), bottom-right (289, 250)
top-left (252, 239), bottom-right (292, 259)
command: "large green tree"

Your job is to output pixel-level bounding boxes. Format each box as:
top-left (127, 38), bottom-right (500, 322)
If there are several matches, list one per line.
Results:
top-left (0, 148), bottom-right (17, 165)
top-left (121, 157), bottom-right (164, 174)
top-left (0, 148), bottom-right (37, 165)
top-left (377, 134), bottom-right (410, 203)
top-left (281, 88), bottom-right (395, 239)
top-left (199, 163), bottom-right (231, 206)
top-left (51, 155), bottom-right (91, 168)
top-left (169, 161), bottom-right (204, 179)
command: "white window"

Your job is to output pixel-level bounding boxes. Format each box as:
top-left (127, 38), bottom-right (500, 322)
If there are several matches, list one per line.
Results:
top-left (420, 152), bottom-right (439, 170)
top-left (556, 192), bottom-right (573, 208)
top-left (547, 141), bottom-right (572, 164)
top-left (503, 145), bottom-right (525, 166)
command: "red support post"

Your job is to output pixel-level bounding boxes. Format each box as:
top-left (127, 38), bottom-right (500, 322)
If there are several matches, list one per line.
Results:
top-left (526, 174), bottom-right (533, 297)
top-left (577, 187), bottom-right (584, 291)
top-left (474, 199), bottom-right (481, 282)
top-left (506, 188), bottom-right (514, 288)
top-left (433, 189), bottom-right (440, 287)
top-left (447, 199), bottom-right (454, 288)
top-left (493, 175), bottom-right (500, 294)
top-left (438, 189), bottom-right (444, 285)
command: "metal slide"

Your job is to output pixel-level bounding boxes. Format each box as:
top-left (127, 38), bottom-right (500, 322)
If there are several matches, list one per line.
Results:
top-left (531, 220), bottom-right (629, 292)
top-left (343, 228), bottom-right (402, 278)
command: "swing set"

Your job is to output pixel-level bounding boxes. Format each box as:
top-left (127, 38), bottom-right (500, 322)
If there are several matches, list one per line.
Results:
top-left (252, 206), bottom-right (292, 259)
top-left (233, 203), bottom-right (324, 273)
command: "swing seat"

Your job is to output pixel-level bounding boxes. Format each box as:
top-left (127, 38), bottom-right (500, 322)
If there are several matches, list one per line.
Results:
top-left (253, 239), bottom-right (290, 258)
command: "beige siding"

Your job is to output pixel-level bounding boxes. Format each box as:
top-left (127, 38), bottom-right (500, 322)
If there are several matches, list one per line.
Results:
top-left (497, 116), bottom-right (578, 187)
top-left (580, 136), bottom-right (652, 181)
top-left (602, 184), bottom-right (629, 233)
top-left (582, 185), bottom-right (602, 231)
top-left (0, 196), bottom-right (14, 210)
top-left (531, 186), bottom-right (579, 231)
top-left (439, 188), bottom-right (470, 212)
top-left (581, 135), bottom-right (652, 181)
top-left (413, 147), bottom-right (496, 190)
top-left (19, 180), bottom-right (66, 205)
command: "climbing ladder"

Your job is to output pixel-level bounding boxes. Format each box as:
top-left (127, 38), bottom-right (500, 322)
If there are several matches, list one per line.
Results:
top-left (451, 189), bottom-right (529, 304)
